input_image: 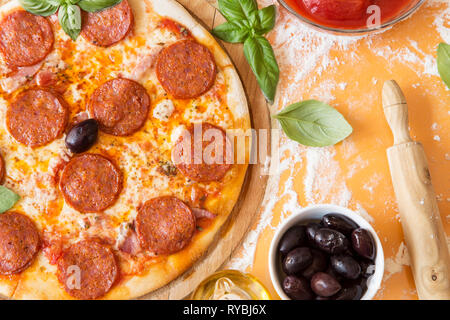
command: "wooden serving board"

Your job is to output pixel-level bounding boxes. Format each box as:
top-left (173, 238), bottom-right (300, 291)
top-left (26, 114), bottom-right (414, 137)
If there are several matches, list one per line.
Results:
top-left (141, 0), bottom-right (272, 300)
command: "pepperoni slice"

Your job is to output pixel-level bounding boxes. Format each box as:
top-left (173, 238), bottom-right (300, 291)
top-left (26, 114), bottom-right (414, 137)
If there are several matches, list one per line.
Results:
top-left (172, 123), bottom-right (233, 182)
top-left (60, 154), bottom-right (123, 213)
top-left (7, 89), bottom-right (69, 148)
top-left (156, 40), bottom-right (216, 99)
top-left (0, 10), bottom-right (54, 68)
top-left (136, 196), bottom-right (196, 255)
top-left (0, 152), bottom-right (4, 184)
top-left (89, 78), bottom-right (150, 136)
top-left (57, 240), bottom-right (118, 300)
top-left (81, 0), bottom-right (133, 47)
top-left (0, 212), bottom-right (40, 275)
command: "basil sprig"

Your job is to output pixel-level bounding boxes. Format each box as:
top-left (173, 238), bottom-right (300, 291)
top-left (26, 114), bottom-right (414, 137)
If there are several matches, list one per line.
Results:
top-left (0, 186), bottom-right (20, 214)
top-left (19, 0), bottom-right (123, 40)
top-left (213, 0), bottom-right (279, 103)
top-left (274, 100), bottom-right (353, 147)
top-left (437, 42), bottom-right (450, 89)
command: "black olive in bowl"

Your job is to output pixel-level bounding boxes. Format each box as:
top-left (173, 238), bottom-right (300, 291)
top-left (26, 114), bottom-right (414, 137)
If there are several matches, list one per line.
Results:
top-left (306, 222), bottom-right (321, 245)
top-left (302, 249), bottom-right (328, 279)
top-left (313, 228), bottom-right (349, 254)
top-left (282, 276), bottom-right (314, 300)
top-left (352, 228), bottom-right (376, 261)
top-left (330, 254), bottom-right (361, 280)
top-left (278, 225), bottom-right (307, 256)
top-left (311, 272), bottom-right (341, 297)
top-left (322, 214), bottom-right (359, 236)
top-left (282, 247), bottom-right (313, 275)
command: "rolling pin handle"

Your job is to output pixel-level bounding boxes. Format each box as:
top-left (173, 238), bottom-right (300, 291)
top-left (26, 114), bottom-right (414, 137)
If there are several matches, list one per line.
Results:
top-left (382, 80), bottom-right (412, 145)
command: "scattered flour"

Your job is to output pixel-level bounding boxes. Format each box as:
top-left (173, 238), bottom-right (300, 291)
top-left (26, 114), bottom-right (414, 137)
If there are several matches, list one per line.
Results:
top-left (432, 0), bottom-right (450, 43)
top-left (339, 82), bottom-right (348, 90)
top-left (368, 0), bottom-right (449, 82)
top-left (303, 147), bottom-right (353, 206)
top-left (362, 173), bottom-right (382, 195)
top-left (384, 242), bottom-right (411, 281)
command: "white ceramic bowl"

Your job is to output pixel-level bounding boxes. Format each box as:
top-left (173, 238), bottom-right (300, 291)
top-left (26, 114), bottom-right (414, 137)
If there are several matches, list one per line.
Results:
top-left (269, 204), bottom-right (384, 300)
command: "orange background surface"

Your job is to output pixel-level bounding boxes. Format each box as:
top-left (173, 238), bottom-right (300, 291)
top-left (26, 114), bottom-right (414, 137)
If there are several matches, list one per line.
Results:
top-left (229, 0), bottom-right (449, 300)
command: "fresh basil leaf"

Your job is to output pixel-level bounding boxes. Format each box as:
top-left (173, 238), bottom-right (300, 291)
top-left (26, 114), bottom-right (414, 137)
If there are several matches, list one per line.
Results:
top-left (78, 0), bottom-right (122, 12)
top-left (274, 100), bottom-right (353, 147)
top-left (19, 0), bottom-right (60, 16)
top-left (437, 43), bottom-right (450, 89)
top-left (255, 5), bottom-right (276, 34)
top-left (59, 4), bottom-right (81, 41)
top-left (244, 35), bottom-right (279, 103)
top-left (218, 0), bottom-right (258, 22)
top-left (213, 20), bottom-right (250, 43)
top-left (0, 186), bottom-right (20, 214)
top-left (247, 6), bottom-right (276, 35)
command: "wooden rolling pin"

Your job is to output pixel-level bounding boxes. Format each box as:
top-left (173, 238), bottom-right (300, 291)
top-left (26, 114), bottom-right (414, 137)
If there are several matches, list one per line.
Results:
top-left (382, 80), bottom-right (450, 299)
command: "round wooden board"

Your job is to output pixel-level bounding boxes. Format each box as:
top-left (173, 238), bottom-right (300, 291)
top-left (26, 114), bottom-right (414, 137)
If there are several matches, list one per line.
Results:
top-left (139, 0), bottom-right (272, 300)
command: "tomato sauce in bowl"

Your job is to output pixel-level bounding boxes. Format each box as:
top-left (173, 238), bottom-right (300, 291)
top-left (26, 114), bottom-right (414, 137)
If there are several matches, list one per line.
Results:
top-left (280, 0), bottom-right (424, 33)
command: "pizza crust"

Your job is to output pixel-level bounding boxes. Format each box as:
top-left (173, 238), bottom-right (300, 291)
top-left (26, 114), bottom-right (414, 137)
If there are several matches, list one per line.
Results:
top-left (0, 0), bottom-right (251, 300)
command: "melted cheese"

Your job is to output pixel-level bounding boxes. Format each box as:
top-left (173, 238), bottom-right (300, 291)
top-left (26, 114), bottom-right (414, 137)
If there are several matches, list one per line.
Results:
top-left (153, 99), bottom-right (174, 122)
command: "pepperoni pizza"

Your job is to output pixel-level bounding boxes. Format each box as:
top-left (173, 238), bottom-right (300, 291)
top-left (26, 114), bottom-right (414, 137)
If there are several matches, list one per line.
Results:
top-left (0, 0), bottom-right (250, 299)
